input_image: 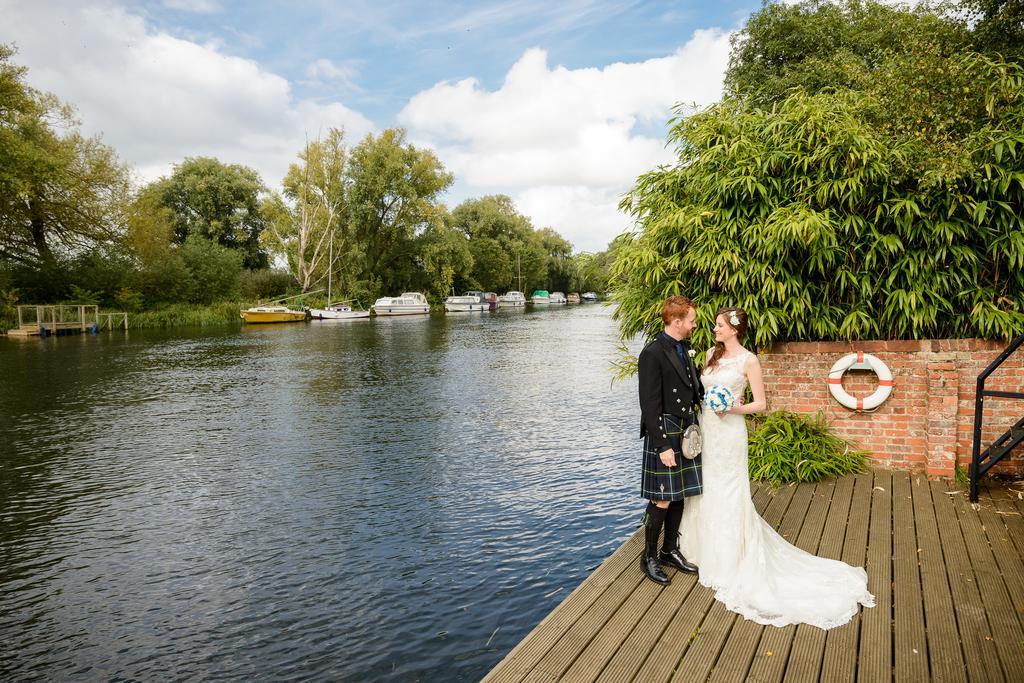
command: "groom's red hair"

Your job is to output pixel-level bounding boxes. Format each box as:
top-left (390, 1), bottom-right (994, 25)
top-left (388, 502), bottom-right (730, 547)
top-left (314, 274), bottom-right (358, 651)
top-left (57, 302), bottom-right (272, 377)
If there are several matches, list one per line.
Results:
top-left (661, 296), bottom-right (694, 325)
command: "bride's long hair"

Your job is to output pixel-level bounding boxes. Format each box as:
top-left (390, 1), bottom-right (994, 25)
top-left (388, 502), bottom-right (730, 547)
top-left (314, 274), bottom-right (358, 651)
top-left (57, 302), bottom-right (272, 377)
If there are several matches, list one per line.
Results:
top-left (706, 307), bottom-right (749, 371)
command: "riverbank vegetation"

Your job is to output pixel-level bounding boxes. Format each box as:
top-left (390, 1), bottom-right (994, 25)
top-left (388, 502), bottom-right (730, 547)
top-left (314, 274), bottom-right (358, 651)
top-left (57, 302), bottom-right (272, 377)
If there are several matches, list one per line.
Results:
top-left (0, 44), bottom-right (613, 331)
top-left (613, 0), bottom-right (1024, 352)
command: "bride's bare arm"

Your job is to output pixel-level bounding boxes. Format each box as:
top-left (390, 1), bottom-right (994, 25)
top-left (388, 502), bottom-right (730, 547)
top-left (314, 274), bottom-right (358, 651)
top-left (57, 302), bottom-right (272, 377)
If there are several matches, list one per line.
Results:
top-left (730, 355), bottom-right (767, 415)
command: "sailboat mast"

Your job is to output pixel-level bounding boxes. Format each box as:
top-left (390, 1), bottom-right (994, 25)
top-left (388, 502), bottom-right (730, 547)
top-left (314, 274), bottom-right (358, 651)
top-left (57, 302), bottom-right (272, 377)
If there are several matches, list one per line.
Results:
top-left (327, 239), bottom-right (333, 304)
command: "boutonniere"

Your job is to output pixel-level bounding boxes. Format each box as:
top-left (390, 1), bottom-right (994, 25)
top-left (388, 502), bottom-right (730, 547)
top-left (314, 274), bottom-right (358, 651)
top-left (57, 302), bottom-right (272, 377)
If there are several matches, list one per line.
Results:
top-left (688, 349), bottom-right (696, 358)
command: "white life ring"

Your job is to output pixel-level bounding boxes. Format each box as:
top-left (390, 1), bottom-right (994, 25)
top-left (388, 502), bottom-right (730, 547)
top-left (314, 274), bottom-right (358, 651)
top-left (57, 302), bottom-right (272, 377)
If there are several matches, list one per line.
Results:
top-left (827, 352), bottom-right (894, 411)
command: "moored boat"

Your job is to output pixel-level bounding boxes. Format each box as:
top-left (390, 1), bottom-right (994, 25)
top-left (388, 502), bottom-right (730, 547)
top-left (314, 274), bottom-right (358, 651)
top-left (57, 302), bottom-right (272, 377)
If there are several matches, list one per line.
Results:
top-left (567, 293), bottom-right (581, 304)
top-left (240, 306), bottom-right (307, 323)
top-left (308, 302), bottom-right (370, 320)
top-left (498, 291), bottom-right (527, 307)
top-left (581, 292), bottom-right (599, 302)
top-left (529, 290), bottom-right (551, 305)
top-left (372, 292), bottom-right (430, 316)
top-left (549, 291), bottom-right (567, 304)
top-left (444, 294), bottom-right (487, 312)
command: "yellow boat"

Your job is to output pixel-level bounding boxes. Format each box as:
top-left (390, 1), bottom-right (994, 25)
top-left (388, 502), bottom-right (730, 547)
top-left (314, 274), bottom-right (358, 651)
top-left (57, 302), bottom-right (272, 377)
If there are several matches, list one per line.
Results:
top-left (240, 306), bottom-right (308, 324)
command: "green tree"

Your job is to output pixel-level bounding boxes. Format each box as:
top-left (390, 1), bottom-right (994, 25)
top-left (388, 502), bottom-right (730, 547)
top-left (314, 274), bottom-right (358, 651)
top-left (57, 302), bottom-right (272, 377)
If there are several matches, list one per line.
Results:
top-left (725, 1), bottom-right (969, 106)
top-left (614, 76), bottom-right (1024, 352)
top-left (124, 183), bottom-right (175, 266)
top-left (963, 0), bottom-right (1024, 57)
top-left (150, 156), bottom-right (268, 269)
top-left (262, 129), bottom-right (349, 292)
top-left (537, 227), bottom-right (573, 292)
top-left (345, 129), bottom-right (453, 289)
top-left (0, 44), bottom-right (130, 270)
top-left (415, 217), bottom-right (474, 298)
top-left (450, 195), bottom-right (548, 292)
top-left (178, 235), bottom-right (243, 304)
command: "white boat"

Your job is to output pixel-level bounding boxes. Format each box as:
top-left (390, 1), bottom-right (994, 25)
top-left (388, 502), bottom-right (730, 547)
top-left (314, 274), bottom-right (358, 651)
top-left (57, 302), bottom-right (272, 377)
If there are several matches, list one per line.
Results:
top-left (581, 292), bottom-right (599, 302)
top-left (498, 291), bottom-right (527, 307)
top-left (444, 294), bottom-right (488, 312)
top-left (549, 291), bottom-right (567, 304)
top-left (372, 292), bottom-right (430, 316)
top-left (309, 242), bottom-right (370, 319)
top-left (529, 289), bottom-right (551, 305)
top-left (309, 302), bottom-right (370, 320)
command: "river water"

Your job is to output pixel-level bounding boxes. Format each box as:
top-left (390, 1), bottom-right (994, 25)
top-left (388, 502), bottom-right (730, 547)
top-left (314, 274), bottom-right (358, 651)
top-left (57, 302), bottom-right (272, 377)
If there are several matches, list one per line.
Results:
top-left (0, 305), bottom-right (643, 681)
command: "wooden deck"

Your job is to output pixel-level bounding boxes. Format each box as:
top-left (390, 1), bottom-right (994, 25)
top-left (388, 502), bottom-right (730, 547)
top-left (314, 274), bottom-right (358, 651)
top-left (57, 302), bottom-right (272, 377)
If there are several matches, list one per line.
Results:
top-left (483, 470), bottom-right (1024, 682)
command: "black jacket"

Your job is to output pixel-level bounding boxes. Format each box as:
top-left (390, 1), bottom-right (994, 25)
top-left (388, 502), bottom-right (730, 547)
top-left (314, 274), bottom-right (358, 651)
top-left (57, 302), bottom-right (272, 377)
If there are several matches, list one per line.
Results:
top-left (638, 334), bottom-right (705, 454)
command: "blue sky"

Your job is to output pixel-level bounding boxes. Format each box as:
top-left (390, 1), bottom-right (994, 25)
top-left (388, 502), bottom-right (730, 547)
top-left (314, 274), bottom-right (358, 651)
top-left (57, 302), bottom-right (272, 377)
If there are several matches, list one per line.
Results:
top-left (2, 1), bottom-right (766, 251)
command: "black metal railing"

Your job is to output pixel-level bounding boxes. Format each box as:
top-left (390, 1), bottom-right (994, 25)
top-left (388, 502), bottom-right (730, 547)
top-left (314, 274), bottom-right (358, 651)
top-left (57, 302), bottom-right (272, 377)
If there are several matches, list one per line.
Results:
top-left (970, 332), bottom-right (1024, 501)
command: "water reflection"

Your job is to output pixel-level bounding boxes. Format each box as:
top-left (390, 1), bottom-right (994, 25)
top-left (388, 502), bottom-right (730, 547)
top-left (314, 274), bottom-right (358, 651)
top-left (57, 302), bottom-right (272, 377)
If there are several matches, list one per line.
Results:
top-left (1, 306), bottom-right (641, 681)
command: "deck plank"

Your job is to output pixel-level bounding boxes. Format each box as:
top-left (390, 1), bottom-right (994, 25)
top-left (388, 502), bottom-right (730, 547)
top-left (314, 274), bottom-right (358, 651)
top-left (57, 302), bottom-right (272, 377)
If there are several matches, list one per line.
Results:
top-left (892, 470), bottom-right (929, 682)
top-left (821, 472), bottom-right (874, 683)
top-left (981, 481), bottom-right (1024, 633)
top-left (930, 479), bottom-right (1004, 683)
top-left (857, 469), bottom-right (893, 683)
top-left (592, 486), bottom-right (775, 683)
top-left (912, 475), bottom-right (968, 682)
top-left (673, 481), bottom-right (818, 683)
top-left (631, 483), bottom-right (801, 683)
top-left (741, 480), bottom-right (821, 683)
top-left (482, 532), bottom-right (643, 683)
top-left (592, 567), bottom-right (699, 683)
top-left (950, 480), bottom-right (1024, 680)
top-left (703, 485), bottom-right (801, 683)
top-left (782, 476), bottom-right (848, 683)
top-left (523, 562), bottom-right (646, 681)
top-left (558, 570), bottom-right (664, 682)
top-left (486, 473), bottom-right (1024, 683)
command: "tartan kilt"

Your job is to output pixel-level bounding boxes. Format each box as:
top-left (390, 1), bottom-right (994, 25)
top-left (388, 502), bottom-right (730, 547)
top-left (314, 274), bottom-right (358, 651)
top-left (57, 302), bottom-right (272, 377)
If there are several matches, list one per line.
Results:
top-left (641, 413), bottom-right (704, 501)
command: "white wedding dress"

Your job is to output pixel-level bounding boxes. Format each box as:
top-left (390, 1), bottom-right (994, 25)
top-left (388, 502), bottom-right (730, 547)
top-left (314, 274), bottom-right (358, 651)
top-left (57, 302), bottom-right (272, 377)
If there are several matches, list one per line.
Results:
top-left (679, 350), bottom-right (875, 630)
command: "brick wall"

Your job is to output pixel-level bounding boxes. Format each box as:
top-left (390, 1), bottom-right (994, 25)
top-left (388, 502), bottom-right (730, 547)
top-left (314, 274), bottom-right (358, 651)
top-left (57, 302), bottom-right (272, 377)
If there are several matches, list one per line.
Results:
top-left (759, 339), bottom-right (1024, 478)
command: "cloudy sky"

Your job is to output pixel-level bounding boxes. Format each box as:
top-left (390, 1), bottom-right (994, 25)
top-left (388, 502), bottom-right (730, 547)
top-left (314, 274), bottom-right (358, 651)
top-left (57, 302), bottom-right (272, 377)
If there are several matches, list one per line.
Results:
top-left (1, 0), bottom-right (764, 252)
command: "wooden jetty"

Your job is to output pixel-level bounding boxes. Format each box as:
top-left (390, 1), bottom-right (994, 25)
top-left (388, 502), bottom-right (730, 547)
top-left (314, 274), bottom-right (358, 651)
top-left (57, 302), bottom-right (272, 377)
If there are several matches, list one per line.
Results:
top-left (7, 304), bottom-right (127, 337)
top-left (483, 470), bottom-right (1024, 682)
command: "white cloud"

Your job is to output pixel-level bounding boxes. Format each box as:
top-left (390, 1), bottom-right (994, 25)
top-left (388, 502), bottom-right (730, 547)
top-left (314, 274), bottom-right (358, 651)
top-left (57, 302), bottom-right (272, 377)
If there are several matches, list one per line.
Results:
top-left (162, 0), bottom-right (222, 13)
top-left (303, 57), bottom-right (363, 93)
top-left (399, 28), bottom-right (731, 252)
top-left (0, 1), bottom-right (374, 189)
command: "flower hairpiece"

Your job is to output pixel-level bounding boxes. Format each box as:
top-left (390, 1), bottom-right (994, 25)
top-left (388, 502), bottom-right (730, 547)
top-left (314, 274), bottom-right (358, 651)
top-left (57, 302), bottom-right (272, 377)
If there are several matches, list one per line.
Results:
top-left (729, 311), bottom-right (741, 327)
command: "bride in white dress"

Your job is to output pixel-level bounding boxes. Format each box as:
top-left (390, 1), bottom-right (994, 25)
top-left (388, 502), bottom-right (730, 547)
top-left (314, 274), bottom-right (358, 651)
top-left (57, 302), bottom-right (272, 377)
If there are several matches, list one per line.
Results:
top-left (679, 307), bottom-right (874, 630)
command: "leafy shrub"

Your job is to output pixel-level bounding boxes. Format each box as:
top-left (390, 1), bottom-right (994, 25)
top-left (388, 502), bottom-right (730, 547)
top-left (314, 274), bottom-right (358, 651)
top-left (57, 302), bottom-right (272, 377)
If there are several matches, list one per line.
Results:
top-left (748, 410), bottom-right (869, 485)
top-left (0, 287), bottom-right (18, 331)
top-left (235, 268), bottom-right (297, 302)
top-left (114, 287), bottom-right (144, 312)
top-left (67, 285), bottom-right (101, 305)
top-left (178, 235), bottom-right (243, 304)
top-left (614, 57), bottom-right (1024, 352)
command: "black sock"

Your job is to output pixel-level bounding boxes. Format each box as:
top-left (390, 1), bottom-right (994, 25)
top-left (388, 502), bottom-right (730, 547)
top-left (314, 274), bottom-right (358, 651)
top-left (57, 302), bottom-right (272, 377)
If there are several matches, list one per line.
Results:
top-left (662, 500), bottom-right (684, 553)
top-left (643, 502), bottom-right (668, 558)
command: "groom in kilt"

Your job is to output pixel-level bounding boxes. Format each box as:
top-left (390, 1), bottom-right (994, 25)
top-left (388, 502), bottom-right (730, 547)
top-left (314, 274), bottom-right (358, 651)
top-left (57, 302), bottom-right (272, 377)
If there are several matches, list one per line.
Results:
top-left (637, 295), bottom-right (704, 585)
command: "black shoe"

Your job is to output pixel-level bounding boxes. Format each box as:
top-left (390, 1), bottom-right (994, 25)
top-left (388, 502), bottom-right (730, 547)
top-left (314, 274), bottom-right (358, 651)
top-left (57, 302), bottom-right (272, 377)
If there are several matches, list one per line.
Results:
top-left (641, 554), bottom-right (671, 585)
top-left (659, 548), bottom-right (698, 574)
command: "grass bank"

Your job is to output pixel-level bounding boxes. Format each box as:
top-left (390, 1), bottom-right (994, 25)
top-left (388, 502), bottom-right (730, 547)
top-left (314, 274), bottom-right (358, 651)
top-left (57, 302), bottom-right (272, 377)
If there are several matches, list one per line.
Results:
top-left (123, 302), bottom-right (245, 329)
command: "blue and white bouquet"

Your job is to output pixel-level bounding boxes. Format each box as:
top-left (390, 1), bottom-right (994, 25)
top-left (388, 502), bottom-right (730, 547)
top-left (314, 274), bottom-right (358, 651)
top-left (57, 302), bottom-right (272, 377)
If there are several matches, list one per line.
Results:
top-left (704, 384), bottom-right (736, 414)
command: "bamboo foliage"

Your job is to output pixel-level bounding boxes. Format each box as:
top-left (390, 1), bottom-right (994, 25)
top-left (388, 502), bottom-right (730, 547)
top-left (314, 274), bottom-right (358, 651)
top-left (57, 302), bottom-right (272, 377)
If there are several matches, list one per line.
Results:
top-left (614, 56), bottom-right (1024, 353)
